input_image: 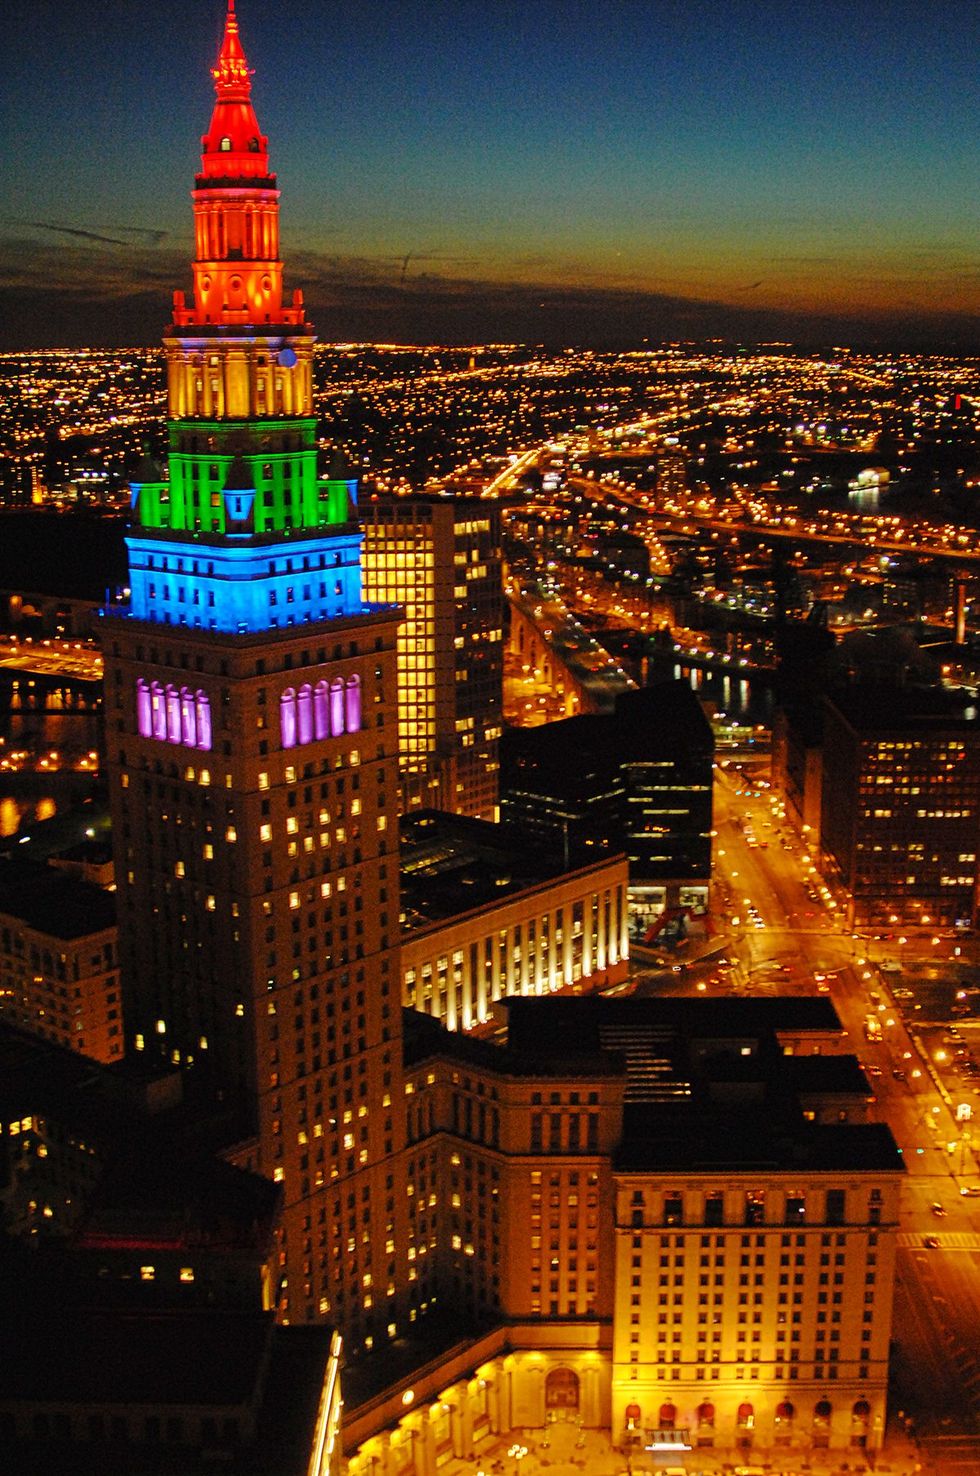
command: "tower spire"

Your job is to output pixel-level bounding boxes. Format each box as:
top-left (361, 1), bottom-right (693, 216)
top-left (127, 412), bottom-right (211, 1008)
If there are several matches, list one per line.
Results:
top-left (211, 0), bottom-right (253, 101)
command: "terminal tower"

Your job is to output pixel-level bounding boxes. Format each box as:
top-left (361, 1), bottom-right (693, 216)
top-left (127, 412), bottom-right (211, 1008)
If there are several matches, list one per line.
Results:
top-left (101, 0), bottom-right (409, 1339)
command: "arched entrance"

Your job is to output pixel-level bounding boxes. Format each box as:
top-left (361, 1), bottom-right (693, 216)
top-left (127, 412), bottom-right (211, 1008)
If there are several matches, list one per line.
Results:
top-left (545, 1368), bottom-right (579, 1412)
top-left (851, 1400), bottom-right (870, 1448)
top-left (658, 1402), bottom-right (677, 1430)
top-left (813, 1399), bottom-right (832, 1449)
top-left (624, 1403), bottom-right (642, 1433)
top-left (695, 1402), bottom-right (715, 1448)
top-left (774, 1400), bottom-right (795, 1447)
top-left (736, 1402), bottom-right (754, 1451)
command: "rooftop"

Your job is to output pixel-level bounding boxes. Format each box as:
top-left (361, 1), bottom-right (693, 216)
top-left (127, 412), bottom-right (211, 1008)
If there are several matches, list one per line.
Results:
top-left (0, 1023), bottom-right (281, 1254)
top-left (502, 996), bottom-right (902, 1174)
top-left (826, 683), bottom-right (980, 734)
top-left (0, 857), bottom-right (116, 938)
top-left (399, 810), bottom-right (623, 931)
top-left (501, 679), bottom-right (714, 796)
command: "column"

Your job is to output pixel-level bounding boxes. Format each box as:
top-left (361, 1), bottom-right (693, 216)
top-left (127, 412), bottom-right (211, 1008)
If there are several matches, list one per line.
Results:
top-left (582, 899), bottom-right (594, 979)
top-left (620, 881), bottom-right (630, 960)
top-left (596, 891), bottom-right (607, 973)
top-left (461, 944), bottom-right (474, 1031)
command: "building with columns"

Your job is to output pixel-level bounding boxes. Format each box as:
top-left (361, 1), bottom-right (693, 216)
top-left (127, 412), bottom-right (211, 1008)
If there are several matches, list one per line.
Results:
top-left (343, 997), bottom-right (902, 1472)
top-left (398, 812), bottom-right (630, 1030)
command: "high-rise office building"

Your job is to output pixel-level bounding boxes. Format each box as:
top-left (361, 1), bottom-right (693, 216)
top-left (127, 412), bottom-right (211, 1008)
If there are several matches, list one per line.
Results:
top-left (501, 682), bottom-right (714, 930)
top-left (361, 495), bottom-right (503, 819)
top-left (99, 0), bottom-right (408, 1341)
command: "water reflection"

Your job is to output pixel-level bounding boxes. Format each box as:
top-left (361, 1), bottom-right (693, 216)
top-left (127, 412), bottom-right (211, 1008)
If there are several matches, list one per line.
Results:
top-left (653, 659), bottom-right (773, 725)
top-left (0, 793), bottom-right (59, 836)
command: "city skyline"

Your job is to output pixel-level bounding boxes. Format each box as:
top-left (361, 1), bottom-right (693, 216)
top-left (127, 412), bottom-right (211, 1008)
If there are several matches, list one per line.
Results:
top-left (2, 0), bottom-right (978, 350)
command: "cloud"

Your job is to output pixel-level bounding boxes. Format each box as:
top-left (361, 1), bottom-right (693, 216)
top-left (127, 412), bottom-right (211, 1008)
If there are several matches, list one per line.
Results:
top-left (0, 233), bottom-right (976, 352)
top-left (27, 221), bottom-right (128, 246)
top-left (116, 226), bottom-right (171, 246)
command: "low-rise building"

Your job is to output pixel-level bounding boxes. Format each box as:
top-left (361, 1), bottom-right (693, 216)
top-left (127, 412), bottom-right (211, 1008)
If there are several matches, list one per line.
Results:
top-left (399, 812), bottom-right (630, 1029)
top-left (0, 859), bottom-right (120, 1062)
top-left (0, 1023), bottom-right (343, 1475)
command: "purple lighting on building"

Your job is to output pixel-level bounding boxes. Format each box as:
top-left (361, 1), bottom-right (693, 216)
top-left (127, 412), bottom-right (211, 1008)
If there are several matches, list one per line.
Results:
top-left (281, 676), bottom-right (361, 748)
top-left (137, 680), bottom-right (213, 751)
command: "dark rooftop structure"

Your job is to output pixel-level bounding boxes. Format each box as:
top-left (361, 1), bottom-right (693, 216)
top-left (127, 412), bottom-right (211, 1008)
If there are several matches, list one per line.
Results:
top-left (0, 1024), bottom-right (333, 1475)
top-left (500, 680), bottom-right (714, 887)
top-left (0, 856), bottom-right (116, 937)
top-left (399, 809), bottom-right (623, 931)
top-left (499, 995), bottom-right (901, 1175)
top-left (825, 682), bottom-right (980, 733)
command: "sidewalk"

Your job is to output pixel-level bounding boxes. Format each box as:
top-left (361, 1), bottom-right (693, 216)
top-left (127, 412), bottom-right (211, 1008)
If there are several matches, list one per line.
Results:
top-left (463, 1418), bottom-right (929, 1476)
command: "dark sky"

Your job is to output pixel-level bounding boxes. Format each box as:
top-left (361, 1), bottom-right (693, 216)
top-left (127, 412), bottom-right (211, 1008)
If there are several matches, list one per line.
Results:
top-left (2, 0), bottom-right (978, 349)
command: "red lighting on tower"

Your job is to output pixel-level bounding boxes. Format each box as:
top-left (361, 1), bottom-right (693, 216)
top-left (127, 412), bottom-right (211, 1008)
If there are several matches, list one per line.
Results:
top-left (171, 0), bottom-right (305, 328)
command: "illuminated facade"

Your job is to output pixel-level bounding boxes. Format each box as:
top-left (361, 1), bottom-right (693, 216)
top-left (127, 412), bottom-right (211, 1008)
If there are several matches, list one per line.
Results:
top-left (399, 814), bottom-right (630, 1031)
top-left (346, 998), bottom-right (901, 1472)
top-left (93, 8), bottom-right (904, 1450)
top-left (100, 1), bottom-right (409, 1345)
top-left (361, 496), bottom-right (503, 819)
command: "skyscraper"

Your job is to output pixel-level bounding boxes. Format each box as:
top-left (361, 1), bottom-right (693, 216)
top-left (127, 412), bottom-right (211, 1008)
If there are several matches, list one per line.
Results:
top-left (361, 494), bottom-right (503, 820)
top-left (100, 0), bottom-right (408, 1340)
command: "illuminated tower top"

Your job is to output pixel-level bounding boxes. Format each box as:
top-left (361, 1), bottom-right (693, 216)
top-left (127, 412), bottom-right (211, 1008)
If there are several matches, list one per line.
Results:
top-left (173, 0), bottom-right (303, 331)
top-left (113, 0), bottom-right (367, 637)
top-left (203, 0), bottom-right (262, 163)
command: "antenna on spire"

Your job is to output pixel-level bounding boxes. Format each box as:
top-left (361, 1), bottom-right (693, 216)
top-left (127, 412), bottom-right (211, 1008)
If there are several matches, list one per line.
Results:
top-left (211, 0), bottom-right (253, 96)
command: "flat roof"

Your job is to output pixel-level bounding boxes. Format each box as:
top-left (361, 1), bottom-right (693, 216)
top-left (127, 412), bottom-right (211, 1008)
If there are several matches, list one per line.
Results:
top-left (0, 1308), bottom-right (335, 1476)
top-left (502, 997), bottom-right (903, 1174)
top-left (826, 685), bottom-right (980, 734)
top-left (501, 681), bottom-right (714, 798)
top-left (399, 810), bottom-right (624, 931)
top-left (616, 1112), bottom-right (903, 1174)
top-left (0, 857), bottom-right (116, 938)
top-left (504, 994), bottom-right (842, 1056)
top-left (0, 1023), bottom-right (280, 1253)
